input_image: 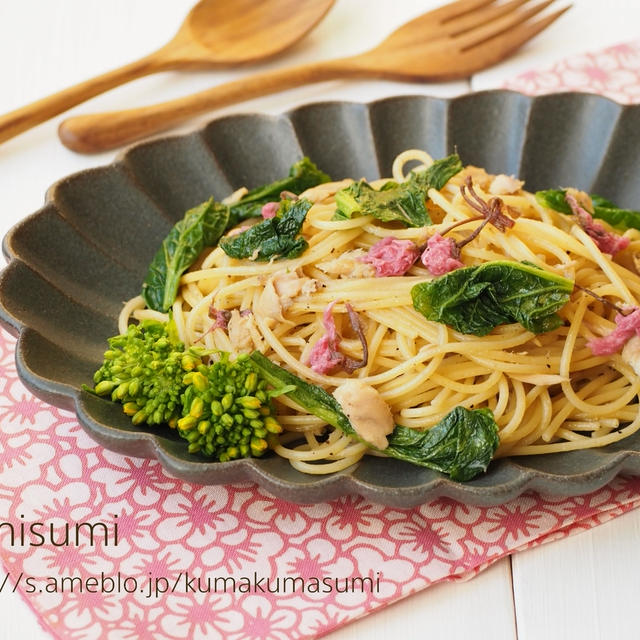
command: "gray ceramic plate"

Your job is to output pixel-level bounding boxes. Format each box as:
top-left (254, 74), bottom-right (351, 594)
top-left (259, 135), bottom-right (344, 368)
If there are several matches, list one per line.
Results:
top-left (2, 91), bottom-right (640, 508)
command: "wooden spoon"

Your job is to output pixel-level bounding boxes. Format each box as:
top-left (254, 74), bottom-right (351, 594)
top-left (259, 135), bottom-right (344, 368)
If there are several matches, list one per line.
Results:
top-left (58, 0), bottom-right (570, 153)
top-left (0, 0), bottom-right (334, 145)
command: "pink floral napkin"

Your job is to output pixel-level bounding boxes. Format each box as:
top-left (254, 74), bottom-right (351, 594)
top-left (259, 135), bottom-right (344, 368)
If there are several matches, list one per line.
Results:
top-left (2, 40), bottom-right (640, 640)
top-left (502, 40), bottom-right (640, 101)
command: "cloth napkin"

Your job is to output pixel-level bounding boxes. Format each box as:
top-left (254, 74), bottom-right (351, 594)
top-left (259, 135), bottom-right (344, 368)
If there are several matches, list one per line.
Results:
top-left (501, 40), bottom-right (640, 102)
top-left (1, 40), bottom-right (640, 640)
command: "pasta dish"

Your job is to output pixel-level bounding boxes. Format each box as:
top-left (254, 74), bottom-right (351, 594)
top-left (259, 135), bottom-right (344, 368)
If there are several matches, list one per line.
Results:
top-left (89, 150), bottom-right (640, 481)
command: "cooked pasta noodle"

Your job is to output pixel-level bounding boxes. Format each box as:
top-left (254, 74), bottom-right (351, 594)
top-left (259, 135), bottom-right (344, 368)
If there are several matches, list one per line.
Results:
top-left (119, 150), bottom-right (640, 472)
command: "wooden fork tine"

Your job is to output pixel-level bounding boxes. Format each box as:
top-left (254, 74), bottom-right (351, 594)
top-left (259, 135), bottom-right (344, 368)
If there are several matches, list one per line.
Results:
top-left (444, 0), bottom-right (532, 35)
top-left (379, 0), bottom-right (499, 48)
top-left (466, 5), bottom-right (571, 60)
top-left (454, 0), bottom-right (557, 50)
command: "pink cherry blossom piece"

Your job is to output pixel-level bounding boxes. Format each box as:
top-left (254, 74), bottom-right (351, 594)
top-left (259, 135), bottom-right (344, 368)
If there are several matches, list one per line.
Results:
top-left (361, 236), bottom-right (420, 277)
top-left (308, 301), bottom-right (344, 374)
top-left (260, 202), bottom-right (279, 219)
top-left (565, 193), bottom-right (630, 255)
top-left (209, 308), bottom-right (231, 330)
top-left (588, 307), bottom-right (640, 355)
top-left (308, 302), bottom-right (367, 374)
top-left (421, 233), bottom-right (464, 276)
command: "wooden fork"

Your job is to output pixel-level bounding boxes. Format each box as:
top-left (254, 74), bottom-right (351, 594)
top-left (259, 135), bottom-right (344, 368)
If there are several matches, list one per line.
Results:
top-left (59, 0), bottom-right (570, 153)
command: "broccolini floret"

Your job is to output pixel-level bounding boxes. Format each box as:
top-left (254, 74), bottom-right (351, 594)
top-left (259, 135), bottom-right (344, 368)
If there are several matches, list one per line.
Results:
top-left (178, 352), bottom-right (282, 460)
top-left (90, 319), bottom-right (203, 427)
top-left (88, 320), bottom-right (282, 462)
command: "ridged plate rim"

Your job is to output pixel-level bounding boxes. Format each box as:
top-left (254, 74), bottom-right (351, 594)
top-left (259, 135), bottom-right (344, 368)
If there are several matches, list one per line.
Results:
top-left (2, 90), bottom-right (640, 508)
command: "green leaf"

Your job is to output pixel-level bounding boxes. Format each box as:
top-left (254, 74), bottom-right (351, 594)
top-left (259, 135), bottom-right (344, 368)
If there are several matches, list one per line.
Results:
top-left (534, 189), bottom-right (572, 214)
top-left (140, 158), bottom-right (329, 312)
top-left (141, 198), bottom-right (229, 312)
top-left (536, 189), bottom-right (640, 231)
top-left (409, 153), bottom-right (464, 191)
top-left (590, 194), bottom-right (640, 231)
top-left (227, 157), bottom-right (331, 227)
top-left (333, 153), bottom-right (463, 227)
top-left (590, 194), bottom-right (616, 208)
top-left (411, 260), bottom-right (573, 336)
top-left (226, 201), bottom-right (265, 227)
top-left (268, 384), bottom-right (298, 399)
top-left (248, 351), bottom-right (356, 437)
top-left (220, 198), bottom-right (312, 261)
top-left (165, 315), bottom-right (182, 346)
top-left (334, 179), bottom-right (431, 226)
top-left (248, 352), bottom-right (499, 481)
top-left (140, 155), bottom-right (457, 314)
top-left (386, 407), bottom-right (499, 482)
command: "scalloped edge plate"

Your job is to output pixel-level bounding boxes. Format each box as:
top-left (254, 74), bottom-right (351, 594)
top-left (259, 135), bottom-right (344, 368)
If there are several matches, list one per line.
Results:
top-left (2, 90), bottom-right (640, 508)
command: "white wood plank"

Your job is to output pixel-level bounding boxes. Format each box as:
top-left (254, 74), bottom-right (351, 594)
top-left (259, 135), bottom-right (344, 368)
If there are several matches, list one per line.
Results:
top-left (512, 508), bottom-right (640, 640)
top-left (325, 557), bottom-right (517, 640)
top-left (0, 586), bottom-right (50, 639)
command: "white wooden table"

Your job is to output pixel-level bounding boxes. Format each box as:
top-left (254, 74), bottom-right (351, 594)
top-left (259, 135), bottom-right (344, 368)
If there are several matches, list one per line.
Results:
top-left (1, 1), bottom-right (639, 638)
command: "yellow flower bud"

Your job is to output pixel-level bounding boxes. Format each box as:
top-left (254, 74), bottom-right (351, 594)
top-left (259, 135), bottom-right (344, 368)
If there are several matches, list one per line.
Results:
top-left (177, 415), bottom-right (198, 431)
top-left (189, 397), bottom-right (204, 418)
top-left (122, 402), bottom-right (138, 416)
top-left (264, 416), bottom-right (283, 434)
top-left (191, 372), bottom-right (208, 392)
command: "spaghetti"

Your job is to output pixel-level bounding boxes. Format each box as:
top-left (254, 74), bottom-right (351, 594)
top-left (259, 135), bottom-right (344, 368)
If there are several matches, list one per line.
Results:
top-left (120, 150), bottom-right (640, 473)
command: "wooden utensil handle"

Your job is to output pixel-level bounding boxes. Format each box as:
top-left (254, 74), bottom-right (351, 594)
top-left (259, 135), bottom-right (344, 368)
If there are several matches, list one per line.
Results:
top-left (58, 59), bottom-right (353, 153)
top-left (0, 54), bottom-right (165, 145)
